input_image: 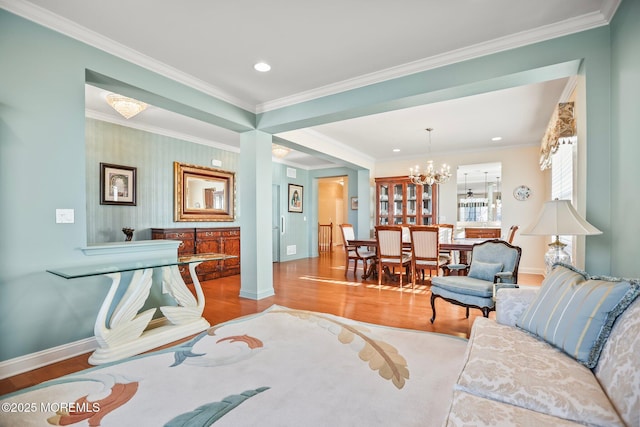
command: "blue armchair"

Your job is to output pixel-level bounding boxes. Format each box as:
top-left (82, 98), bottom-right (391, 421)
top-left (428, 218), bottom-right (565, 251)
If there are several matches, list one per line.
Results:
top-left (430, 239), bottom-right (522, 322)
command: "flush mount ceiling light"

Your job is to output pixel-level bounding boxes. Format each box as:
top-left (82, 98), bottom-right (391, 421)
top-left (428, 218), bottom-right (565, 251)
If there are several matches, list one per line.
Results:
top-left (393, 148), bottom-right (401, 152)
top-left (491, 136), bottom-right (502, 141)
top-left (272, 144), bottom-right (291, 158)
top-left (106, 93), bottom-right (147, 119)
top-left (254, 62), bottom-right (271, 72)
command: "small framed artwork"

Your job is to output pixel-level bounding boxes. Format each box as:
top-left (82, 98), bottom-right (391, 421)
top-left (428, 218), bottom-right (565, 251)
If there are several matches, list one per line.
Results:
top-left (288, 184), bottom-right (303, 213)
top-left (100, 163), bottom-right (137, 206)
top-left (351, 197), bottom-right (358, 210)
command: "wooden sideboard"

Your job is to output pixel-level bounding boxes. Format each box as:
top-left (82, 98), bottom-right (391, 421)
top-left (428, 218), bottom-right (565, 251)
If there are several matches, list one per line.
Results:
top-left (151, 227), bottom-right (240, 282)
top-left (464, 227), bottom-right (501, 238)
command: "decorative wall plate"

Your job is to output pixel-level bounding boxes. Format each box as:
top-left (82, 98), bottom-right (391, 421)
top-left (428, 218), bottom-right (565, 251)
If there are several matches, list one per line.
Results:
top-left (513, 185), bottom-right (532, 201)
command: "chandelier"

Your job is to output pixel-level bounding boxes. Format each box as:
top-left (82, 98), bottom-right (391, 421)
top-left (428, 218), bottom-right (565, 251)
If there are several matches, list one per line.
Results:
top-left (409, 128), bottom-right (451, 186)
top-left (106, 93), bottom-right (148, 119)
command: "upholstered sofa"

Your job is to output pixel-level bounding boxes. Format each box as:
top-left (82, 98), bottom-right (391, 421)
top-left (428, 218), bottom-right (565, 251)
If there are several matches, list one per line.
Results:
top-left (443, 263), bottom-right (640, 426)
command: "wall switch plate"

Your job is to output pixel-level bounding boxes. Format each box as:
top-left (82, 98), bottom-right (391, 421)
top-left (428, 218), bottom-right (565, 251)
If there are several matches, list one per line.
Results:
top-left (286, 245), bottom-right (296, 255)
top-left (56, 209), bottom-right (75, 224)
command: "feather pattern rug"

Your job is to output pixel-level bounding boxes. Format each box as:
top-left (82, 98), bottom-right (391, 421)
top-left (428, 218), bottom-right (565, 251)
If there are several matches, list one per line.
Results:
top-left (1, 305), bottom-right (468, 426)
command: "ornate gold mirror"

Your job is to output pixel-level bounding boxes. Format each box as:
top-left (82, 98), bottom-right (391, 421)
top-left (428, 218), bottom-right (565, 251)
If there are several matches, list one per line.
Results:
top-left (174, 162), bottom-right (235, 222)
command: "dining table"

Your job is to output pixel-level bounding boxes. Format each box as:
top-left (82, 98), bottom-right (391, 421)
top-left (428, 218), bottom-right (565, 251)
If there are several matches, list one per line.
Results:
top-left (348, 237), bottom-right (494, 277)
top-left (439, 238), bottom-right (493, 264)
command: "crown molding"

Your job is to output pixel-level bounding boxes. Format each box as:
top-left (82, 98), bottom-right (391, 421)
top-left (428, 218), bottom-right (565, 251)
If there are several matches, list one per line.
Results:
top-left (3, 0), bottom-right (619, 116)
top-left (1, 0), bottom-right (255, 112)
top-left (256, 10), bottom-right (613, 113)
top-left (86, 109), bottom-right (241, 153)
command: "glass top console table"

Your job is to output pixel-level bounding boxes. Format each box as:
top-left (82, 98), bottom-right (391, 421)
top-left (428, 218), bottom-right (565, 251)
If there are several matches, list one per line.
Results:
top-left (47, 253), bottom-right (235, 365)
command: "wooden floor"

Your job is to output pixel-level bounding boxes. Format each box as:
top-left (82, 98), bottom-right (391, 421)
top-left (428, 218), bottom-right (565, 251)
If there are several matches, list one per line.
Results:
top-left (0, 249), bottom-right (542, 395)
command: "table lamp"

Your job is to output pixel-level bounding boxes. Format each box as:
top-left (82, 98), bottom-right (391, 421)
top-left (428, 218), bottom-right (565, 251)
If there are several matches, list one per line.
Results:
top-left (522, 199), bottom-right (602, 274)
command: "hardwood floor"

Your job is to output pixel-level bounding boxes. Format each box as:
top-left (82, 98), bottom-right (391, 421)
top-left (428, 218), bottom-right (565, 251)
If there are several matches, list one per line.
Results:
top-left (0, 249), bottom-right (542, 395)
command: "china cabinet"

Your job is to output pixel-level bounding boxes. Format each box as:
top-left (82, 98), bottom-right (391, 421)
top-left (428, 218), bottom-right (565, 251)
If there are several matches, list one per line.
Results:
top-left (375, 177), bottom-right (438, 226)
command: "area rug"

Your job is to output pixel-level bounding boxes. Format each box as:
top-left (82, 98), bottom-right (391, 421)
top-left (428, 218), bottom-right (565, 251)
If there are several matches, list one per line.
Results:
top-left (0, 305), bottom-right (468, 426)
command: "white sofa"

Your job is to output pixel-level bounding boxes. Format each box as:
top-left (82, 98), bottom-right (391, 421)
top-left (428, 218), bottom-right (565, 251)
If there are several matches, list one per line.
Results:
top-left (443, 265), bottom-right (640, 427)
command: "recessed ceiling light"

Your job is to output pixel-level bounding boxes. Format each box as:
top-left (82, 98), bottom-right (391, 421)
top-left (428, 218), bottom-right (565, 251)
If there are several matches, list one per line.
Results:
top-left (393, 148), bottom-right (400, 152)
top-left (254, 62), bottom-right (271, 72)
top-left (491, 136), bottom-right (502, 141)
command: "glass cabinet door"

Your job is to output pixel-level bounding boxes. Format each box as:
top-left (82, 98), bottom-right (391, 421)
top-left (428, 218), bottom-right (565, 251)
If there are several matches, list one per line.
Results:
top-left (421, 184), bottom-right (433, 224)
top-left (378, 183), bottom-right (389, 225)
top-left (393, 184), bottom-right (404, 224)
top-left (406, 183), bottom-right (417, 225)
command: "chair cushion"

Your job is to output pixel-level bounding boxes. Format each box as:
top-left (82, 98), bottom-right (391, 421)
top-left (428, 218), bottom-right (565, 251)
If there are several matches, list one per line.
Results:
top-left (445, 390), bottom-right (585, 427)
top-left (431, 276), bottom-right (493, 298)
top-left (468, 261), bottom-right (502, 282)
top-left (516, 263), bottom-right (640, 368)
top-left (379, 254), bottom-right (411, 264)
top-left (456, 317), bottom-right (624, 426)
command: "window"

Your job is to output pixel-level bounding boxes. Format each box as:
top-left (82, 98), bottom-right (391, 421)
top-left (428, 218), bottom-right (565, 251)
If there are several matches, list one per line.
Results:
top-left (551, 142), bottom-right (575, 258)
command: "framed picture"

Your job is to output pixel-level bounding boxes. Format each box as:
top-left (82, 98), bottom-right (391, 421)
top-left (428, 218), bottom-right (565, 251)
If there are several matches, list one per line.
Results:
top-left (288, 184), bottom-right (303, 213)
top-left (351, 197), bottom-right (358, 210)
top-left (100, 163), bottom-right (137, 206)
top-left (173, 162), bottom-right (236, 222)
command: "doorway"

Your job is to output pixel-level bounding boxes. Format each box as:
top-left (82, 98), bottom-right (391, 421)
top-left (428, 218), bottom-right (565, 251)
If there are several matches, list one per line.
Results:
top-left (317, 176), bottom-right (349, 250)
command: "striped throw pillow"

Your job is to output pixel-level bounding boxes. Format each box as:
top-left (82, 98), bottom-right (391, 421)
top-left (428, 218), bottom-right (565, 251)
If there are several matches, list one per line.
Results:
top-left (517, 263), bottom-right (640, 368)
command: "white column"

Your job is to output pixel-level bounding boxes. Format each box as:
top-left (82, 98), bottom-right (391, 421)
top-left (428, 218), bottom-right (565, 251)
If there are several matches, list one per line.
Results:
top-left (239, 130), bottom-right (275, 299)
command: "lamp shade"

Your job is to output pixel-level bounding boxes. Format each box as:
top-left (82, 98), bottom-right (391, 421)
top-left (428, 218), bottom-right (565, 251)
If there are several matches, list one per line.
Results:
top-left (522, 199), bottom-right (602, 236)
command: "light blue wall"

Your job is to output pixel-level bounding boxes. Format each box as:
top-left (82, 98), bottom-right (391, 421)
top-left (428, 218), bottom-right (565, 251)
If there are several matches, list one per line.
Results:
top-left (272, 163), bottom-right (311, 261)
top-left (86, 118), bottom-right (240, 243)
top-left (0, 10), bottom-right (253, 361)
top-left (610, 0), bottom-right (640, 277)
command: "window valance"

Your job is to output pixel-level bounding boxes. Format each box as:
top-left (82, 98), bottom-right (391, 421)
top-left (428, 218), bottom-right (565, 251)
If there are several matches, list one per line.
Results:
top-left (539, 102), bottom-right (576, 170)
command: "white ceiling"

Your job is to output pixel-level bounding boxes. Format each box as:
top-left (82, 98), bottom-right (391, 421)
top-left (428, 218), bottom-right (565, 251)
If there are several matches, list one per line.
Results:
top-left (6, 0), bottom-right (619, 169)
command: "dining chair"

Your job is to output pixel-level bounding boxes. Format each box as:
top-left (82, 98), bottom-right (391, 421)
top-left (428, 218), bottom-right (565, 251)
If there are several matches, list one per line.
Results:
top-left (434, 223), bottom-right (455, 264)
top-left (375, 225), bottom-right (412, 288)
top-left (339, 224), bottom-right (376, 278)
top-left (505, 225), bottom-right (519, 244)
top-left (409, 226), bottom-right (449, 286)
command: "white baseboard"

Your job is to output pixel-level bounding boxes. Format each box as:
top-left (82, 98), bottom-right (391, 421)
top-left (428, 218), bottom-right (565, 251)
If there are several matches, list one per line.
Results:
top-left (519, 267), bottom-right (546, 277)
top-left (0, 337), bottom-right (98, 380)
top-left (0, 318), bottom-right (168, 380)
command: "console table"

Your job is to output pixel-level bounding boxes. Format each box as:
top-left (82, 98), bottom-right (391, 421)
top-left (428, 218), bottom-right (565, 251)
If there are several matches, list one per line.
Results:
top-left (47, 252), bottom-right (235, 365)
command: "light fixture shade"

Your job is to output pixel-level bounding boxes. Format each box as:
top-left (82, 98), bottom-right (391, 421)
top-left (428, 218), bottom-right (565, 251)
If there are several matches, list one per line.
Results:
top-left (106, 93), bottom-right (148, 119)
top-left (272, 144), bottom-right (291, 158)
top-left (522, 199), bottom-right (602, 236)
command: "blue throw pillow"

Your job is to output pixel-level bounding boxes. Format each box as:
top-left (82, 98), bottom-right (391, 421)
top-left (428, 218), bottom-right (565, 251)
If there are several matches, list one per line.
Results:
top-left (468, 261), bottom-right (503, 282)
top-left (517, 263), bottom-right (640, 368)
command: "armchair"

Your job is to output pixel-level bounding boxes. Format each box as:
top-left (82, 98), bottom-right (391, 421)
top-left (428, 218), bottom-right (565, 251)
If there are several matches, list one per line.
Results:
top-left (430, 239), bottom-right (522, 322)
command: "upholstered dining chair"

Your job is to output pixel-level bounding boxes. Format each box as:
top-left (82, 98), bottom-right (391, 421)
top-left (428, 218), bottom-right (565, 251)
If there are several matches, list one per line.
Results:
top-left (430, 239), bottom-right (522, 322)
top-left (409, 226), bottom-right (449, 286)
top-left (505, 225), bottom-right (519, 244)
top-left (339, 224), bottom-right (376, 278)
top-left (435, 223), bottom-right (455, 264)
top-left (375, 225), bottom-right (412, 288)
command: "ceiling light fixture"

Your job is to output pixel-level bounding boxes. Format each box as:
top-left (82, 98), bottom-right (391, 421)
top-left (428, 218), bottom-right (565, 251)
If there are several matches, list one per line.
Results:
top-left (272, 144), bottom-right (291, 158)
top-left (409, 128), bottom-right (451, 186)
top-left (492, 136), bottom-right (502, 141)
top-left (106, 93), bottom-right (147, 119)
top-left (393, 148), bottom-right (400, 152)
top-left (254, 62), bottom-right (271, 72)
